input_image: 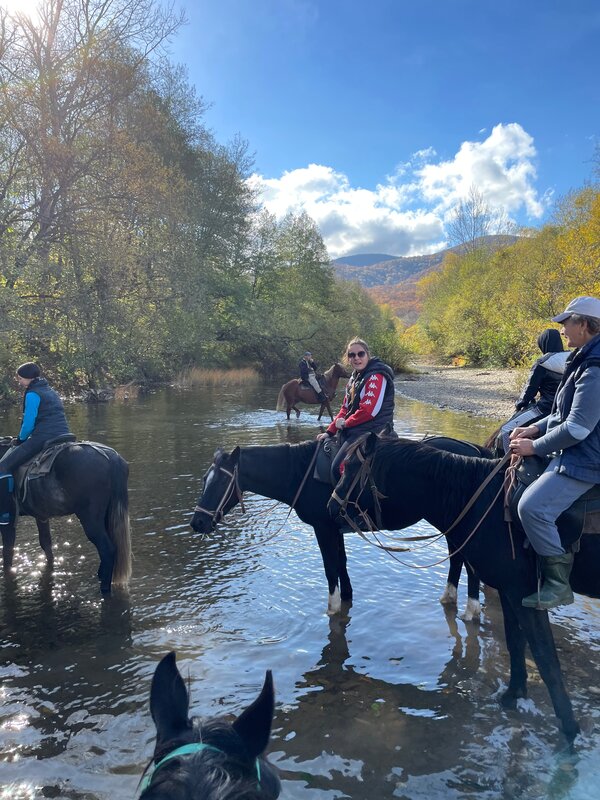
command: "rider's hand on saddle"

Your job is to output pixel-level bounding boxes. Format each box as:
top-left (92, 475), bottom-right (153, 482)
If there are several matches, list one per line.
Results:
top-left (335, 418), bottom-right (346, 430)
top-left (316, 432), bottom-right (330, 441)
top-left (510, 425), bottom-right (539, 441)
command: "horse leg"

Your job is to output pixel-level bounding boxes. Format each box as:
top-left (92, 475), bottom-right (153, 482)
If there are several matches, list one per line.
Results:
top-left (498, 590), bottom-right (528, 707)
top-left (314, 523), bottom-right (344, 615)
top-left (77, 510), bottom-right (115, 593)
top-left (461, 562), bottom-right (481, 622)
top-left (293, 405), bottom-right (301, 418)
top-left (35, 518), bottom-right (53, 563)
top-left (1, 522), bottom-right (16, 569)
top-left (441, 552), bottom-right (461, 606)
top-left (515, 598), bottom-right (579, 740)
top-left (325, 401), bottom-right (333, 421)
top-left (336, 529), bottom-right (353, 602)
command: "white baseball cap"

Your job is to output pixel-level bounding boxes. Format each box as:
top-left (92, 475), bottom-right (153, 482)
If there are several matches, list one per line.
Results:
top-left (552, 296), bottom-right (600, 323)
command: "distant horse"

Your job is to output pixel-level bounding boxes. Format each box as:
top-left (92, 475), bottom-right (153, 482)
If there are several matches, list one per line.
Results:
top-left (0, 437), bottom-right (131, 593)
top-left (189, 436), bottom-right (493, 617)
top-left (139, 652), bottom-right (280, 800)
top-left (328, 434), bottom-right (600, 740)
top-left (276, 363), bottom-right (348, 421)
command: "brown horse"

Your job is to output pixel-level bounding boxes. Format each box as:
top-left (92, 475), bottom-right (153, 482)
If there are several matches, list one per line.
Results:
top-left (276, 363), bottom-right (349, 421)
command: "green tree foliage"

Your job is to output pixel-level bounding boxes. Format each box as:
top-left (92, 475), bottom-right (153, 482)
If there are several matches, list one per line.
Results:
top-left (411, 184), bottom-right (600, 366)
top-left (0, 0), bottom-right (405, 399)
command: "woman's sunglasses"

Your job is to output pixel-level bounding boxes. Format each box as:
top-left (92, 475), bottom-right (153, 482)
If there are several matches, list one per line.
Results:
top-left (347, 350), bottom-right (366, 359)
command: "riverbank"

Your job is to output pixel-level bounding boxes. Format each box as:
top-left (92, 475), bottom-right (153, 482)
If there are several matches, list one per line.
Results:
top-left (396, 364), bottom-right (523, 419)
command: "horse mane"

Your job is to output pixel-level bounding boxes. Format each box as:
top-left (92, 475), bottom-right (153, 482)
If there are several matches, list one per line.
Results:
top-left (371, 438), bottom-right (502, 506)
top-left (141, 718), bottom-right (269, 800)
top-left (242, 440), bottom-right (318, 484)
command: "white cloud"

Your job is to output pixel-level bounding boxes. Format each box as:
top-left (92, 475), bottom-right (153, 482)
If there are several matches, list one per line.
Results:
top-left (250, 123), bottom-right (549, 259)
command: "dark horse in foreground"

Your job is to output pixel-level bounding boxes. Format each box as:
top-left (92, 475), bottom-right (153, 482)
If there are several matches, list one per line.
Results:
top-left (190, 437), bottom-right (492, 617)
top-left (276, 363), bottom-right (348, 421)
top-left (0, 437), bottom-right (131, 593)
top-left (139, 652), bottom-right (280, 800)
top-left (328, 434), bottom-right (600, 740)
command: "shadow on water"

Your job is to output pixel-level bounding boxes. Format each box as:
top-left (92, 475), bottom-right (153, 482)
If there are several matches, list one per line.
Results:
top-left (0, 383), bottom-right (599, 799)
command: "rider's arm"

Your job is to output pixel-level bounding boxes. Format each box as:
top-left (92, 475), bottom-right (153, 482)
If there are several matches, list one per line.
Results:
top-left (326, 396), bottom-right (348, 436)
top-left (342, 374), bottom-right (387, 429)
top-left (18, 392), bottom-right (41, 441)
top-left (532, 367), bottom-right (600, 457)
top-left (516, 363), bottom-right (544, 409)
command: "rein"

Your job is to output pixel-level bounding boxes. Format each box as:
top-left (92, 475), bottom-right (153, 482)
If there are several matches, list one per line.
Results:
top-left (333, 446), bottom-right (511, 567)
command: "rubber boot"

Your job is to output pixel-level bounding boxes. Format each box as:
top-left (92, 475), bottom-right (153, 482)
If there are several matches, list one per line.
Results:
top-left (522, 553), bottom-right (574, 609)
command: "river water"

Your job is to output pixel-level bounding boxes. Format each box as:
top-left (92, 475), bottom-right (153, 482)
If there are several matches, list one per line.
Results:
top-left (1, 384), bottom-right (600, 800)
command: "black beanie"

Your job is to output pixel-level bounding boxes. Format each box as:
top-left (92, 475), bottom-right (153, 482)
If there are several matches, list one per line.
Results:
top-left (17, 362), bottom-right (41, 379)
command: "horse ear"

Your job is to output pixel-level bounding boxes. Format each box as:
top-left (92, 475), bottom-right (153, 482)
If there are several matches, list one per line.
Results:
top-left (367, 432), bottom-right (378, 452)
top-left (231, 446), bottom-right (241, 463)
top-left (150, 652), bottom-right (191, 742)
top-left (232, 670), bottom-right (275, 759)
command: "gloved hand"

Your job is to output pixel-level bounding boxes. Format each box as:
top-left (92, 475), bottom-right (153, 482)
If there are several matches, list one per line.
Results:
top-left (10, 437), bottom-right (22, 446)
top-left (515, 402), bottom-right (525, 411)
top-left (335, 418), bottom-right (346, 430)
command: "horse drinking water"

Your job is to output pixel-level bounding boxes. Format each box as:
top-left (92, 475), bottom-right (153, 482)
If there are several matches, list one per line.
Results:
top-left (0, 436), bottom-right (131, 593)
top-left (276, 363), bottom-right (348, 421)
top-left (138, 652), bottom-right (280, 800)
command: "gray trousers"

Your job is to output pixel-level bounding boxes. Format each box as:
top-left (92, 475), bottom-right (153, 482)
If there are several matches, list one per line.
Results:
top-left (517, 457), bottom-right (594, 556)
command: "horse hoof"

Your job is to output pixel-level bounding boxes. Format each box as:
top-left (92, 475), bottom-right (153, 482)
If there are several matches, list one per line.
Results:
top-left (500, 687), bottom-right (526, 709)
top-left (562, 720), bottom-right (580, 743)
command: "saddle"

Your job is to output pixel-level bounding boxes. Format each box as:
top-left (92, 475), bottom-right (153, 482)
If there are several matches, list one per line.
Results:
top-left (506, 456), bottom-right (600, 550)
top-left (313, 436), bottom-right (342, 485)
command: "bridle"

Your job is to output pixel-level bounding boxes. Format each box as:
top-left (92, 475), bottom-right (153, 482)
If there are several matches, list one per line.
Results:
top-left (137, 741), bottom-right (262, 796)
top-left (194, 460), bottom-right (246, 526)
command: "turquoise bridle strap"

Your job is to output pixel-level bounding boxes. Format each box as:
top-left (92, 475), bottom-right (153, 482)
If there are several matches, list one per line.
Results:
top-left (137, 742), bottom-right (261, 795)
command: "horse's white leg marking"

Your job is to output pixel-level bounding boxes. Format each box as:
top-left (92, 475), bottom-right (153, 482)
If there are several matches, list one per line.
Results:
top-left (327, 587), bottom-right (341, 616)
top-left (440, 583), bottom-right (458, 605)
top-left (460, 597), bottom-right (481, 622)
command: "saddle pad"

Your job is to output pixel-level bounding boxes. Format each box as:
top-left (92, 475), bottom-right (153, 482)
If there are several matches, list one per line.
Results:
top-left (15, 441), bottom-right (113, 504)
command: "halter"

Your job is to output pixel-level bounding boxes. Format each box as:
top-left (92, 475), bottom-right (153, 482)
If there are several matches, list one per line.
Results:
top-left (137, 742), bottom-right (261, 795)
top-left (194, 462), bottom-right (246, 525)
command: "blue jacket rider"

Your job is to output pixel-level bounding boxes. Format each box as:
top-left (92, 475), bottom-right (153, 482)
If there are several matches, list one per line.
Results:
top-left (0, 362), bottom-right (71, 524)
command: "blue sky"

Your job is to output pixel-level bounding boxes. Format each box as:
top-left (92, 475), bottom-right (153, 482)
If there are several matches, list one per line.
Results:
top-left (169, 0), bottom-right (600, 258)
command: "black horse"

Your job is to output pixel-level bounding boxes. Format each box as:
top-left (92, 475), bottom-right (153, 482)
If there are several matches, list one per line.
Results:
top-left (327, 434), bottom-right (600, 740)
top-left (0, 437), bottom-right (131, 593)
top-left (190, 437), bottom-right (494, 616)
top-left (139, 652), bottom-right (280, 800)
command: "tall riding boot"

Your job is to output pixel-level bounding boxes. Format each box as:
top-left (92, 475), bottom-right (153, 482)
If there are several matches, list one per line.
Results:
top-left (317, 391), bottom-right (327, 403)
top-left (522, 553), bottom-right (574, 609)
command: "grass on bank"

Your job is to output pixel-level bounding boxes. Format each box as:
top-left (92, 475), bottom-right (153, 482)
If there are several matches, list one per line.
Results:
top-left (175, 368), bottom-right (260, 387)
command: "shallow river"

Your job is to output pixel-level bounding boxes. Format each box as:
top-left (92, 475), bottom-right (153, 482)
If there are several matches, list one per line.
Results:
top-left (1, 384), bottom-right (600, 800)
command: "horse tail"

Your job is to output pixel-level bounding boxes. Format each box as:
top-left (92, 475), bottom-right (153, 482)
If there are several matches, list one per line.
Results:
top-left (106, 452), bottom-right (132, 585)
top-left (276, 386), bottom-right (287, 411)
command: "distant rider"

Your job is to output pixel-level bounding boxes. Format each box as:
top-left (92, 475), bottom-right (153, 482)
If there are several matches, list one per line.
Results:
top-left (0, 362), bottom-right (71, 525)
top-left (499, 328), bottom-right (569, 453)
top-left (299, 351), bottom-right (327, 402)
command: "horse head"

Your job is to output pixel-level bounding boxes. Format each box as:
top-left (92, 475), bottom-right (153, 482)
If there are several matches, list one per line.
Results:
top-left (191, 447), bottom-right (243, 533)
top-left (139, 652), bottom-right (280, 799)
top-left (327, 432), bottom-right (379, 526)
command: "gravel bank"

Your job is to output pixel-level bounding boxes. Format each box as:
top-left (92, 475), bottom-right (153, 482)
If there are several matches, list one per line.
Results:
top-left (396, 364), bottom-right (524, 419)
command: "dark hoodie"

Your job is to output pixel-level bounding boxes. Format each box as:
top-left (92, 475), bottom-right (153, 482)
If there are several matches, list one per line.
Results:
top-left (516, 328), bottom-right (568, 413)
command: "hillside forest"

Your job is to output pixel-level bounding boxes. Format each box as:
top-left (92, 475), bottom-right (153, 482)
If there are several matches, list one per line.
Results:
top-left (0, 0), bottom-right (407, 401)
